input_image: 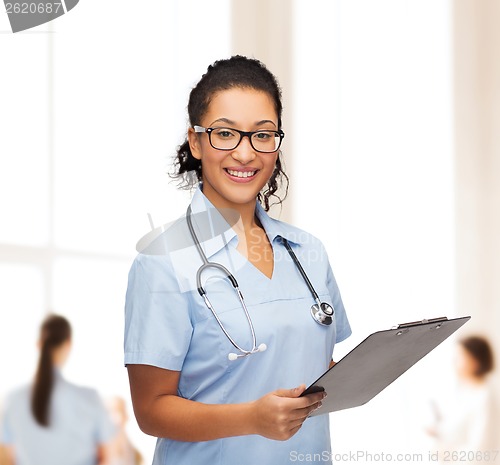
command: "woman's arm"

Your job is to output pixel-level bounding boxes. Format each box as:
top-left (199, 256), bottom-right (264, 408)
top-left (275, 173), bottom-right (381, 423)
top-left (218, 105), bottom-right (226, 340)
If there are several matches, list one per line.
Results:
top-left (127, 364), bottom-right (325, 442)
top-left (1, 445), bottom-right (15, 465)
top-left (96, 443), bottom-right (110, 465)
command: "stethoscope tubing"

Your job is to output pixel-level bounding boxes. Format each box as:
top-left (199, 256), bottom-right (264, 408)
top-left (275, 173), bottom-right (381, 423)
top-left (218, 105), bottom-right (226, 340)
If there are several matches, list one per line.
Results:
top-left (199, 285), bottom-right (259, 357)
top-left (187, 206), bottom-right (260, 357)
top-left (280, 237), bottom-right (322, 308)
top-left (186, 205), bottom-right (334, 359)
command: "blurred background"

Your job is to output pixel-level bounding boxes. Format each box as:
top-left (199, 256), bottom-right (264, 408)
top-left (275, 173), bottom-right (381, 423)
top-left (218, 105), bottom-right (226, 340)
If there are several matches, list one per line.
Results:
top-left (0, 0), bottom-right (499, 463)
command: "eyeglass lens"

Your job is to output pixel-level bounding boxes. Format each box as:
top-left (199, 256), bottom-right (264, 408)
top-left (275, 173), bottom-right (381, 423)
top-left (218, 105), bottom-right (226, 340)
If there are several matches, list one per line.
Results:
top-left (210, 128), bottom-right (281, 152)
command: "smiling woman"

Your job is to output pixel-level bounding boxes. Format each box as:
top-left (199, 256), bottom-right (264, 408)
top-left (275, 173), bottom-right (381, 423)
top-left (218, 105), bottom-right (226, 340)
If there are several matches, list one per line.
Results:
top-left (124, 56), bottom-right (351, 465)
top-left (188, 88), bottom-right (280, 211)
top-left (173, 56), bottom-right (289, 212)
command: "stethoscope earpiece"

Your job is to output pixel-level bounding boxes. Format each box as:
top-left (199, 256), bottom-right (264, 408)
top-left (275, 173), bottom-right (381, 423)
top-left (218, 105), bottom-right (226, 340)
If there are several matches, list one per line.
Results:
top-left (228, 342), bottom-right (267, 361)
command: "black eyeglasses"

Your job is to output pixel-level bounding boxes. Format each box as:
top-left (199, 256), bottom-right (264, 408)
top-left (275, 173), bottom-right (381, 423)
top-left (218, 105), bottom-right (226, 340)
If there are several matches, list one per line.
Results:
top-left (194, 126), bottom-right (285, 153)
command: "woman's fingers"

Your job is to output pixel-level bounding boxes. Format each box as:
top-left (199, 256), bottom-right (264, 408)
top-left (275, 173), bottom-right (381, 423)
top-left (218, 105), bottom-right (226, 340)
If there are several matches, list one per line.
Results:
top-left (273, 384), bottom-right (307, 399)
top-left (284, 399), bottom-right (324, 434)
top-left (252, 387), bottom-right (327, 441)
top-left (291, 396), bottom-right (325, 421)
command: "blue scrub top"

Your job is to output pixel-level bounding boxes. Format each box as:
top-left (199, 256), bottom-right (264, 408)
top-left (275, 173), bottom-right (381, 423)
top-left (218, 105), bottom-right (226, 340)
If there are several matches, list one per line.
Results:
top-left (124, 187), bottom-right (351, 465)
top-left (1, 372), bottom-right (115, 465)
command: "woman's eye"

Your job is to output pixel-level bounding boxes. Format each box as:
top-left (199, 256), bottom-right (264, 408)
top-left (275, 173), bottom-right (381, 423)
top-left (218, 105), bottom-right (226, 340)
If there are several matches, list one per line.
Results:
top-left (214, 129), bottom-right (235, 138)
top-left (255, 131), bottom-right (272, 140)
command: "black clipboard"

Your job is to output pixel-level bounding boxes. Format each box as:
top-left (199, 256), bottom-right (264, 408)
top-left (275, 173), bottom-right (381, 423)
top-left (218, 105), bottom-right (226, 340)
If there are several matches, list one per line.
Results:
top-left (302, 316), bottom-right (470, 416)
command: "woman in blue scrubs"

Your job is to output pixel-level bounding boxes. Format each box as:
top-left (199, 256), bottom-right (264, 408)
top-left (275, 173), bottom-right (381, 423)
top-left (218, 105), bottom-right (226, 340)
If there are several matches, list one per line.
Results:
top-left (124, 56), bottom-right (351, 465)
top-left (1, 315), bottom-right (115, 465)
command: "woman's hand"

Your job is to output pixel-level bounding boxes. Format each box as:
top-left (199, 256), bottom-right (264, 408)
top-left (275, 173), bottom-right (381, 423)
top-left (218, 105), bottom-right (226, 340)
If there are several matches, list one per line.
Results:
top-left (128, 365), bottom-right (326, 442)
top-left (250, 384), bottom-right (326, 441)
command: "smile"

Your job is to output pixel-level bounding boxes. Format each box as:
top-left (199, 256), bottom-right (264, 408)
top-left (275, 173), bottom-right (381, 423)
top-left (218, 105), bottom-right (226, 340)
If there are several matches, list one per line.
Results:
top-left (225, 168), bottom-right (257, 179)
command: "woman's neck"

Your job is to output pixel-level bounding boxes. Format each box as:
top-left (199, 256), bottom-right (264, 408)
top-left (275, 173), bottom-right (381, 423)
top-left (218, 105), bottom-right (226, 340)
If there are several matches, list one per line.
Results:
top-left (200, 188), bottom-right (273, 277)
top-left (201, 188), bottom-right (259, 234)
top-left (234, 202), bottom-right (259, 231)
top-left (462, 375), bottom-right (487, 387)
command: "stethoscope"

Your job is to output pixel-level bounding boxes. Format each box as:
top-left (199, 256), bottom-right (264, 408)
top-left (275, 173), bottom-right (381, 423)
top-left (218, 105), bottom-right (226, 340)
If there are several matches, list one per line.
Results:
top-left (186, 205), bottom-right (334, 361)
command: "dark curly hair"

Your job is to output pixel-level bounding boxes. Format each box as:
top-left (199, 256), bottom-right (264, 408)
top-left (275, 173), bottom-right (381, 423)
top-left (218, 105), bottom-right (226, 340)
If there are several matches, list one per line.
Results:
top-left (171, 55), bottom-right (289, 211)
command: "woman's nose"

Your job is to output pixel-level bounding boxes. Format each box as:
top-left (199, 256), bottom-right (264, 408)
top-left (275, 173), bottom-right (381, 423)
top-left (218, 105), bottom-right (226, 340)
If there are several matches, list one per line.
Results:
top-left (230, 135), bottom-right (256, 164)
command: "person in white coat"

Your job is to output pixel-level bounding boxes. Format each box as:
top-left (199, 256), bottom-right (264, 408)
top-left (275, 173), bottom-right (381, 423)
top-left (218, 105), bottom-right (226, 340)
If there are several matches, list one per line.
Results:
top-left (427, 336), bottom-right (499, 464)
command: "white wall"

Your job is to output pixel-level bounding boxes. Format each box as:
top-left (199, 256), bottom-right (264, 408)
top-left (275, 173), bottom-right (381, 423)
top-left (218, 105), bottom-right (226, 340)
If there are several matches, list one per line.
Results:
top-left (292, 0), bottom-right (454, 458)
top-left (453, 0), bottom-right (500, 410)
top-left (454, 0), bottom-right (500, 352)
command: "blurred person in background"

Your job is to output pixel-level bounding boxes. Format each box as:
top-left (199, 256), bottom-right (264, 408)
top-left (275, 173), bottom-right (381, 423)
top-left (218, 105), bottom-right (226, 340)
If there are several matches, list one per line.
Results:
top-left (0, 436), bottom-right (9, 465)
top-left (0, 399), bottom-right (9, 465)
top-left (0, 449), bottom-right (9, 465)
top-left (0, 314), bottom-right (115, 465)
top-left (107, 396), bottom-right (143, 465)
top-left (0, 448), bottom-right (10, 465)
top-left (427, 336), bottom-right (499, 462)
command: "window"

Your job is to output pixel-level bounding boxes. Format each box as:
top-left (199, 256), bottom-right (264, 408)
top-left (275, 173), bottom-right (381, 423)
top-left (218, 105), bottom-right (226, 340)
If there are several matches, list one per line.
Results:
top-left (0, 1), bottom-right (230, 460)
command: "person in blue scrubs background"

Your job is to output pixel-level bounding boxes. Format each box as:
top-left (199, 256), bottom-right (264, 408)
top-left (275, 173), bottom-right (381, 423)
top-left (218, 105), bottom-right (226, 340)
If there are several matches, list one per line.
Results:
top-left (124, 55), bottom-right (351, 465)
top-left (1, 314), bottom-right (115, 465)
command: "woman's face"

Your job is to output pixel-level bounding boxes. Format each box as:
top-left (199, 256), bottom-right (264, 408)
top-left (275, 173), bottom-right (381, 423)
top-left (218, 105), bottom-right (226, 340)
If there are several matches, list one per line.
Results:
top-left (188, 87), bottom-right (279, 210)
top-left (455, 345), bottom-right (480, 381)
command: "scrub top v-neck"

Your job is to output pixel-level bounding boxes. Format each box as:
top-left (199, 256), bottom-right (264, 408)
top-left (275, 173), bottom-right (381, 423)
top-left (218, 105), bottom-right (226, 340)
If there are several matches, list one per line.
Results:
top-left (124, 186), bottom-right (351, 465)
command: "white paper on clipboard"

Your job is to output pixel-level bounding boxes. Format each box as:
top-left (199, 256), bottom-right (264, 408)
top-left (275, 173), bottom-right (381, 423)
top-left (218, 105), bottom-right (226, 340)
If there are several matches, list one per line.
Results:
top-left (302, 316), bottom-right (471, 416)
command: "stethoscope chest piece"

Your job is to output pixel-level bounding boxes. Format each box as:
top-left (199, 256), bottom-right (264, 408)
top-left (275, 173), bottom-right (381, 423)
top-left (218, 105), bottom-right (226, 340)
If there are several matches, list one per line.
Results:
top-left (187, 206), bottom-right (336, 359)
top-left (311, 302), bottom-right (334, 326)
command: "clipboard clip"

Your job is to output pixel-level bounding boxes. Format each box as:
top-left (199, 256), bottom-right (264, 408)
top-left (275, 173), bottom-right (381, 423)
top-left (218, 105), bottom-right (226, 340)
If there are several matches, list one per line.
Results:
top-left (397, 317), bottom-right (448, 329)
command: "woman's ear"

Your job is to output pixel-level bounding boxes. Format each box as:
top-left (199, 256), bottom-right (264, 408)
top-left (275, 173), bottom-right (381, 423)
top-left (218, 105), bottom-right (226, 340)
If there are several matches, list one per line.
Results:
top-left (188, 127), bottom-right (202, 160)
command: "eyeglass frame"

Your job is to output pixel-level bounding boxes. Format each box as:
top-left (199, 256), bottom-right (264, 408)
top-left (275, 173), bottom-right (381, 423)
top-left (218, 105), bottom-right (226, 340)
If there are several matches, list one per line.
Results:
top-left (193, 125), bottom-right (285, 153)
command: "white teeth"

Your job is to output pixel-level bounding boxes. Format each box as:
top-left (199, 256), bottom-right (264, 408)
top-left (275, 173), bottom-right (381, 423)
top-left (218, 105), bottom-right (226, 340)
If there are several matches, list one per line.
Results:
top-left (227, 169), bottom-right (256, 178)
